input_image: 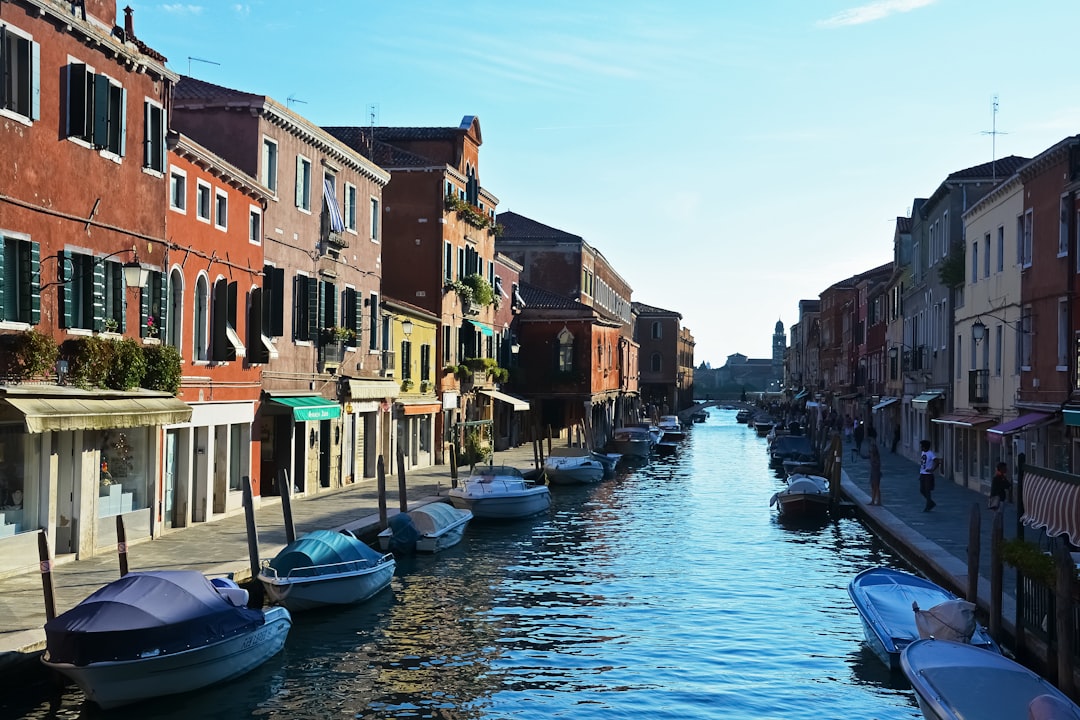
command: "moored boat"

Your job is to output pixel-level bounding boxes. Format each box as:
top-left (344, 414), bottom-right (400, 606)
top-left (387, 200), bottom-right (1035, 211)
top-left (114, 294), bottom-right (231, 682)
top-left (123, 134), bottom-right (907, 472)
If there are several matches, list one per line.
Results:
top-left (657, 415), bottom-right (685, 442)
top-left (543, 447), bottom-right (606, 484)
top-left (42, 570), bottom-right (291, 709)
top-left (259, 529), bottom-right (395, 612)
top-left (901, 639), bottom-right (1080, 720)
top-left (847, 566), bottom-right (999, 672)
top-left (769, 473), bottom-right (830, 520)
top-left (378, 502), bottom-right (472, 553)
top-left (607, 427), bottom-right (652, 458)
top-left (448, 464), bottom-right (551, 519)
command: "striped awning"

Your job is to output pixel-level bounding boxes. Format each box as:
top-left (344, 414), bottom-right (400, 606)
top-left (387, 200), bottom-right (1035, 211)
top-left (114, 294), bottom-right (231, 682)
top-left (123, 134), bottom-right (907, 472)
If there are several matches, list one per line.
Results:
top-left (1021, 466), bottom-right (1080, 546)
top-left (931, 413), bottom-right (996, 428)
top-left (323, 178), bottom-right (345, 233)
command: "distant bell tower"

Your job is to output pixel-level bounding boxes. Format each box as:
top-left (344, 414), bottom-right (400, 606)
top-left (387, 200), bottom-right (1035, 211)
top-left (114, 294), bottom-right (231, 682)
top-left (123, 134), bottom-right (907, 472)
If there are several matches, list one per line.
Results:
top-left (772, 319), bottom-right (785, 385)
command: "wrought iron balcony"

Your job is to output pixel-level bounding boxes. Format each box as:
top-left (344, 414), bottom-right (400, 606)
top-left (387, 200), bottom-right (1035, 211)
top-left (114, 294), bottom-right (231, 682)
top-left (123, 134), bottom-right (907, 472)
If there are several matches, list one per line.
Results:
top-left (968, 369), bottom-right (989, 405)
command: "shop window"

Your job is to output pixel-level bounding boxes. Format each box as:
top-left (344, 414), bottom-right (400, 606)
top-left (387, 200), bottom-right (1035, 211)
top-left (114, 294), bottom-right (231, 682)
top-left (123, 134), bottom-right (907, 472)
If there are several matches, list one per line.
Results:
top-left (98, 429), bottom-right (150, 518)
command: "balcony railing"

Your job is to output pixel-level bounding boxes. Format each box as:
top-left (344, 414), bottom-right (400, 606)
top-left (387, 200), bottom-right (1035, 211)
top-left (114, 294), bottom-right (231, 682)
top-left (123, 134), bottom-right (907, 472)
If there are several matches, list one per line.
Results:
top-left (968, 369), bottom-right (989, 405)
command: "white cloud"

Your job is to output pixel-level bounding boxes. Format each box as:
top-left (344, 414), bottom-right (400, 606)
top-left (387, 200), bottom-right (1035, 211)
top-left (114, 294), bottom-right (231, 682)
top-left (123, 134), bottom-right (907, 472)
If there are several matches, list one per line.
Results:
top-left (161, 4), bottom-right (203, 15)
top-left (818, 0), bottom-right (937, 28)
top-left (233, 4), bottom-right (251, 16)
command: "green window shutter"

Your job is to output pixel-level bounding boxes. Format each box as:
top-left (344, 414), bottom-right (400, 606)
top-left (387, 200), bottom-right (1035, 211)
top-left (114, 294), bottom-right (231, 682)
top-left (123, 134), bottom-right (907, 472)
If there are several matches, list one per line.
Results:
top-left (211, 279), bottom-right (228, 361)
top-left (307, 275), bottom-right (319, 341)
top-left (60, 250), bottom-right (73, 328)
top-left (249, 287), bottom-right (268, 363)
top-left (67, 64), bottom-right (88, 138)
top-left (118, 87), bottom-right (127, 157)
top-left (93, 74), bottom-right (110, 148)
top-left (157, 271), bottom-right (167, 337)
top-left (353, 288), bottom-right (363, 346)
top-left (270, 266), bottom-right (284, 337)
top-left (295, 155), bottom-right (304, 208)
top-left (112, 263), bottom-right (125, 332)
top-left (140, 282), bottom-right (150, 338)
top-left (91, 259), bottom-right (105, 331)
top-left (24, 241), bottom-right (40, 324)
top-left (30, 40), bottom-right (40, 121)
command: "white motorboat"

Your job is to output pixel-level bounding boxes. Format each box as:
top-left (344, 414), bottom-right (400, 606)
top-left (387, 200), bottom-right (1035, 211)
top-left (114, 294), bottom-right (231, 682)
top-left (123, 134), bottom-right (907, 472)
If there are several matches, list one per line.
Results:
top-left (42, 570), bottom-right (291, 709)
top-left (448, 464), bottom-right (551, 519)
top-left (607, 427), bottom-right (653, 458)
top-left (902, 639), bottom-right (1080, 720)
top-left (847, 566), bottom-right (999, 671)
top-left (769, 473), bottom-right (831, 520)
top-left (258, 529), bottom-right (396, 612)
top-left (378, 502), bottom-right (472, 553)
top-left (657, 415), bottom-right (685, 441)
top-left (543, 447), bottom-right (605, 484)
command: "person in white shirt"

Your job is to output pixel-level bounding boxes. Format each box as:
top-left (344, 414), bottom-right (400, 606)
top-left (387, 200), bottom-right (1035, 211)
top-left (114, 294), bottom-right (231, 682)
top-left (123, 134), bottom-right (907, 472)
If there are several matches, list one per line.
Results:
top-left (918, 439), bottom-right (940, 511)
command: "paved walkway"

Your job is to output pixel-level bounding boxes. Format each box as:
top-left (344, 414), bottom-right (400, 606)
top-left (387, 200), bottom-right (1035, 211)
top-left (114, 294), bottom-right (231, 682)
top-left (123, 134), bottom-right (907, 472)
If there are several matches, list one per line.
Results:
top-left (0, 434), bottom-right (1028, 672)
top-left (0, 447), bottom-right (542, 670)
top-left (837, 436), bottom-right (1024, 631)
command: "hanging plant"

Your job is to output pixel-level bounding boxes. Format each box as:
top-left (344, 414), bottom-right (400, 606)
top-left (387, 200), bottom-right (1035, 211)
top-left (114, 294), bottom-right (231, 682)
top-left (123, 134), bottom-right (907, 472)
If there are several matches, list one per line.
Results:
top-left (0, 329), bottom-right (58, 381)
top-left (1001, 538), bottom-right (1057, 588)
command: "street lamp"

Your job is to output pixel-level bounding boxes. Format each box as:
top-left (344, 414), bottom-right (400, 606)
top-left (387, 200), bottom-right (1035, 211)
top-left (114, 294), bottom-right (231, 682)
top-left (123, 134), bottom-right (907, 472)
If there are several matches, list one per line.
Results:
top-left (972, 318), bottom-right (988, 343)
top-left (401, 319), bottom-right (413, 336)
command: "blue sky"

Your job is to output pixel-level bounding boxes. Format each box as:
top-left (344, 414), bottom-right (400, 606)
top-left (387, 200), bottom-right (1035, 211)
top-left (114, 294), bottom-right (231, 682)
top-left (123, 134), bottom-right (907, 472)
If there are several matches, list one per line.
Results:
top-left (133, 0), bottom-right (1080, 366)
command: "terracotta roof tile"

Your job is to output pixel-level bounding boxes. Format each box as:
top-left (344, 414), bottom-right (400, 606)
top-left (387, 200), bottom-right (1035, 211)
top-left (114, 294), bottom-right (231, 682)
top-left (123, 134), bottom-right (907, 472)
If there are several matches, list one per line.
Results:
top-left (496, 212), bottom-right (583, 243)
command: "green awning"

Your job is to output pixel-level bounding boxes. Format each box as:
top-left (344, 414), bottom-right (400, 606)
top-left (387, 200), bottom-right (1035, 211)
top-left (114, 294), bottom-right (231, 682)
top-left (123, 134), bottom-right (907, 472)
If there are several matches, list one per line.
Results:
top-left (271, 396), bottom-right (341, 421)
top-left (1064, 409), bottom-right (1080, 427)
top-left (467, 320), bottom-right (494, 337)
top-left (2, 396), bottom-right (192, 433)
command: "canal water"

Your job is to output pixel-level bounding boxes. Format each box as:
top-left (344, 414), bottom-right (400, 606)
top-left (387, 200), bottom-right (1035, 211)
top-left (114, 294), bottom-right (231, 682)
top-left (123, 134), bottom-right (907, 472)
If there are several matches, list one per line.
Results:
top-left (14, 409), bottom-right (925, 719)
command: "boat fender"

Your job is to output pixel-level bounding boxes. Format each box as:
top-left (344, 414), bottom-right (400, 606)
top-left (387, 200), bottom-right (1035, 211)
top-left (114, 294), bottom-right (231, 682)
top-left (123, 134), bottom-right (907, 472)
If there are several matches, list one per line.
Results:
top-left (1028, 694), bottom-right (1080, 720)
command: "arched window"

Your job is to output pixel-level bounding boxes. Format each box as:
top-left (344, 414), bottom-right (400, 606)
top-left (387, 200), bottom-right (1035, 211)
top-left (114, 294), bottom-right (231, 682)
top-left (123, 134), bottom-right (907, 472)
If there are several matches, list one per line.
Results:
top-left (651, 352), bottom-right (662, 372)
top-left (194, 275), bottom-right (208, 361)
top-left (652, 321), bottom-right (662, 339)
top-left (168, 268), bottom-right (184, 353)
top-left (557, 327), bottom-right (574, 373)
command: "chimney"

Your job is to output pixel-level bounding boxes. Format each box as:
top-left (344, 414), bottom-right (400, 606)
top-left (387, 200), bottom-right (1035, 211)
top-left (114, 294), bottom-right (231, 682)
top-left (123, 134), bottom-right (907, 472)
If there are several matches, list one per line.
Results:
top-left (124, 6), bottom-right (135, 38)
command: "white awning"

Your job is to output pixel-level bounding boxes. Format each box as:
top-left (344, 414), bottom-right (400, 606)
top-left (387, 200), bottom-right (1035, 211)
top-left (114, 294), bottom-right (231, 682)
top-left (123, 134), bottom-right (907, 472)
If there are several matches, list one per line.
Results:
top-left (260, 333), bottom-right (278, 360)
top-left (480, 389), bottom-right (530, 411)
top-left (912, 391), bottom-right (943, 409)
top-left (225, 324), bottom-right (246, 358)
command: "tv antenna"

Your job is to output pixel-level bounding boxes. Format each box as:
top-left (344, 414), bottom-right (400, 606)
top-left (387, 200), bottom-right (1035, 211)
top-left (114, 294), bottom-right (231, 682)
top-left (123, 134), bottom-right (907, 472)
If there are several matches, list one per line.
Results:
top-left (187, 56), bottom-right (220, 76)
top-left (980, 94), bottom-right (1008, 181)
top-left (368, 103), bottom-right (380, 127)
top-left (287, 94), bottom-right (308, 110)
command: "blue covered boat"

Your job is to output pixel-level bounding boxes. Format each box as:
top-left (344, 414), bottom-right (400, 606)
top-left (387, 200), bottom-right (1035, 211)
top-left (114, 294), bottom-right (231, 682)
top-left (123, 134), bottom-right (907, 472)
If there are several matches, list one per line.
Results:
top-left (42, 570), bottom-right (291, 709)
top-left (259, 529), bottom-right (395, 611)
top-left (847, 567), bottom-right (998, 671)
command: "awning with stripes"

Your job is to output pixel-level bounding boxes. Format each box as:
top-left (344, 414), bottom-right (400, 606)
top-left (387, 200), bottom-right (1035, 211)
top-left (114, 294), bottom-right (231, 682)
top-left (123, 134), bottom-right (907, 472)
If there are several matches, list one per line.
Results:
top-left (1021, 465), bottom-right (1080, 546)
top-left (323, 178), bottom-right (345, 233)
top-left (931, 413), bottom-right (996, 428)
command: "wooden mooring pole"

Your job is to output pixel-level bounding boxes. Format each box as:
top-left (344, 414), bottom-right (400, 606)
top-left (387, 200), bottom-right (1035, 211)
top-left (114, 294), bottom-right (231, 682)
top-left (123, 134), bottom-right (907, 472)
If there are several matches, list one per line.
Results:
top-left (396, 450), bottom-right (409, 513)
top-left (279, 468), bottom-right (296, 545)
top-left (1055, 539), bottom-right (1075, 696)
top-left (989, 511), bottom-right (1003, 639)
top-left (38, 530), bottom-right (56, 623)
top-left (116, 515), bottom-right (129, 577)
top-left (241, 476), bottom-right (260, 582)
top-left (377, 456), bottom-right (388, 528)
top-left (449, 443), bottom-right (459, 489)
top-left (966, 503), bottom-right (980, 603)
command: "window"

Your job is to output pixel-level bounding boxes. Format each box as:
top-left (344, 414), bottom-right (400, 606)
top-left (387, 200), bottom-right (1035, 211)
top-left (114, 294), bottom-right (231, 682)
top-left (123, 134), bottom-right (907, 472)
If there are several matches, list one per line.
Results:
top-left (261, 137), bottom-right (278, 193)
top-left (370, 197), bottom-right (380, 241)
top-left (66, 64), bottom-right (125, 155)
top-left (211, 278), bottom-right (244, 361)
top-left (196, 181), bottom-right (211, 222)
top-left (0, 234), bottom-right (40, 324)
top-left (295, 155), bottom-right (311, 211)
top-left (651, 352), bottom-right (662, 372)
top-left (443, 323), bottom-right (452, 364)
top-left (420, 344), bottom-right (431, 382)
top-left (1059, 298), bottom-right (1069, 368)
top-left (996, 226), bottom-right (1004, 273)
top-left (994, 324), bottom-right (1002, 376)
top-left (343, 287), bottom-right (361, 347)
top-left (1020, 210), bottom-right (1033, 268)
top-left (139, 271), bottom-right (165, 339)
top-left (248, 206), bottom-right (261, 245)
top-left (169, 169), bottom-right (187, 212)
top-left (194, 275), bottom-right (209, 361)
top-left (556, 327), bottom-right (574, 373)
top-left (1060, 197), bottom-right (1070, 257)
top-left (214, 189), bottom-right (228, 230)
top-left (319, 280), bottom-right (337, 333)
top-left (1, 24), bottom-right (39, 122)
top-left (344, 183), bottom-right (357, 232)
top-left (444, 242), bottom-right (453, 281)
top-left (971, 241), bottom-right (978, 284)
top-left (651, 321), bottom-right (662, 340)
top-left (368, 293), bottom-right (379, 350)
top-left (167, 268), bottom-right (183, 352)
top-left (983, 233), bottom-right (990, 278)
top-left (143, 101), bottom-right (164, 172)
top-left (959, 334), bottom-right (965, 380)
top-left (60, 252), bottom-right (122, 332)
top-left (1020, 307), bottom-right (1033, 369)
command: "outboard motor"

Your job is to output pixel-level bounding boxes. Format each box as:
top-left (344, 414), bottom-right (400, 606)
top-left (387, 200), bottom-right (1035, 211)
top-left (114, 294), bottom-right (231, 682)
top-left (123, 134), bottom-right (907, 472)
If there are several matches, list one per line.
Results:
top-left (387, 512), bottom-right (420, 554)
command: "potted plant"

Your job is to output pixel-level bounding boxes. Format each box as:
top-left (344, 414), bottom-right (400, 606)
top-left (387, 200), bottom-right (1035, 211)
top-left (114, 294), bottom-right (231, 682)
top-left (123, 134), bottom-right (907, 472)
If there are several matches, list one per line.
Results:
top-left (420, 380), bottom-right (432, 393)
top-left (401, 378), bottom-right (415, 392)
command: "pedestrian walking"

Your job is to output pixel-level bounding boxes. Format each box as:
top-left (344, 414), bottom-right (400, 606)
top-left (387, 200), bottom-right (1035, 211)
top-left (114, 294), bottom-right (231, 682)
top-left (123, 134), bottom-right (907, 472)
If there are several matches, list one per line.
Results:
top-left (853, 421), bottom-right (865, 457)
top-left (868, 443), bottom-right (882, 505)
top-left (989, 461), bottom-right (1010, 511)
top-left (891, 425), bottom-right (900, 454)
top-left (918, 439), bottom-right (940, 512)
